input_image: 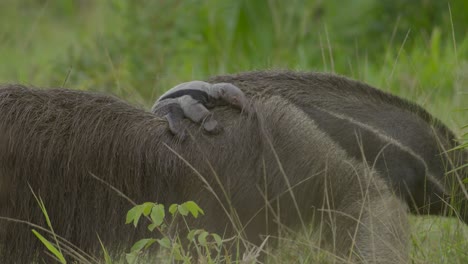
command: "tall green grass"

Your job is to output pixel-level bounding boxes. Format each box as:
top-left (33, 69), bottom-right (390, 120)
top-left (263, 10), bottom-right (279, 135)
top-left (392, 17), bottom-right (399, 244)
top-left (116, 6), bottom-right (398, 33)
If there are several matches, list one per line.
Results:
top-left (0, 1), bottom-right (467, 263)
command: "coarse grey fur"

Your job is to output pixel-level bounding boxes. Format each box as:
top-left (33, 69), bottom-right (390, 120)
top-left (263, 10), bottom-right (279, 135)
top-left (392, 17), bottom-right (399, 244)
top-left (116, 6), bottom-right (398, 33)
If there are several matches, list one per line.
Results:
top-left (206, 71), bottom-right (468, 222)
top-left (0, 84), bottom-right (408, 263)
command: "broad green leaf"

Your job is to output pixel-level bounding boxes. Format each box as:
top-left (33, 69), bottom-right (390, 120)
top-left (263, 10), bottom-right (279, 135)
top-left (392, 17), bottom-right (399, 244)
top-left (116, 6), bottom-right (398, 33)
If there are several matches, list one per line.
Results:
top-left (125, 252), bottom-right (138, 264)
top-left (126, 205), bottom-right (144, 227)
top-left (197, 231), bottom-right (209, 247)
top-left (130, 238), bottom-right (157, 252)
top-left (177, 204), bottom-right (189, 216)
top-left (150, 204), bottom-right (165, 226)
top-left (32, 229), bottom-right (66, 264)
top-left (463, 177), bottom-right (468, 184)
top-left (212, 233), bottom-right (222, 247)
top-left (148, 223), bottom-right (158, 232)
top-left (144, 239), bottom-right (157, 250)
top-left (142, 202), bottom-right (155, 216)
top-left (187, 229), bottom-right (198, 241)
top-left (169, 204), bottom-right (178, 215)
top-left (173, 245), bottom-right (185, 261)
top-left (126, 206), bottom-right (139, 224)
top-left (157, 237), bottom-right (171, 249)
top-left (183, 201), bottom-right (204, 218)
top-left (187, 230), bottom-right (195, 241)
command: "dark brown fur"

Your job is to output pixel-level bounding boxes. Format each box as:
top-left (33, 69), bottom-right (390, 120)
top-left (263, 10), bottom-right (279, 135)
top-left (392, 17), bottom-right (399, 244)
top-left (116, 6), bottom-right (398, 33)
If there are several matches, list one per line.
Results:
top-left (0, 84), bottom-right (408, 263)
top-left (208, 71), bottom-right (468, 222)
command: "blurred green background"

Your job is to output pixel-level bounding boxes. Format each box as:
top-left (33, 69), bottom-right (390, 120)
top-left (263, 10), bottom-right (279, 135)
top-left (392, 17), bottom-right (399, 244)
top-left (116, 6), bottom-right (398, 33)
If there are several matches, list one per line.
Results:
top-left (0, 1), bottom-right (466, 126)
top-left (0, 0), bottom-right (467, 263)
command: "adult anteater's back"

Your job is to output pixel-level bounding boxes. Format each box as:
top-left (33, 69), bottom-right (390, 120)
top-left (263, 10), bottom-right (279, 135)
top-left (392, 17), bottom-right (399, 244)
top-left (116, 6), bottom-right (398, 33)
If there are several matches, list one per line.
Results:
top-left (209, 71), bottom-right (468, 222)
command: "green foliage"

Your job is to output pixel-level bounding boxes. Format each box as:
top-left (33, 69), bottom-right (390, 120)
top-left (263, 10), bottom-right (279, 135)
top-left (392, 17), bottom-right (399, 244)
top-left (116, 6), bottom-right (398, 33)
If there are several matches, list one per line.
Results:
top-left (30, 187), bottom-right (67, 263)
top-left (1, 1), bottom-right (467, 113)
top-left (125, 201), bottom-right (221, 263)
top-left (31, 229), bottom-right (67, 264)
top-left (169, 201), bottom-right (205, 218)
